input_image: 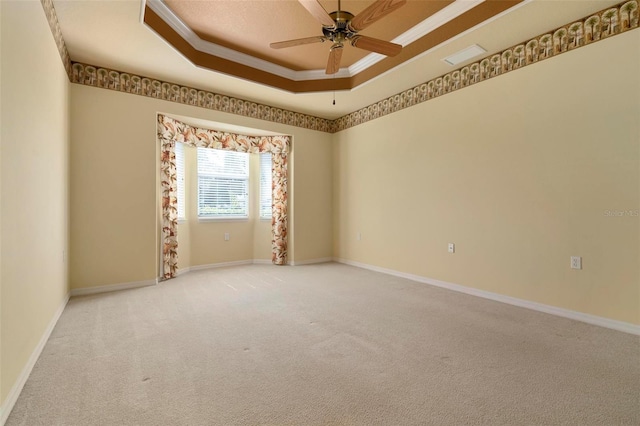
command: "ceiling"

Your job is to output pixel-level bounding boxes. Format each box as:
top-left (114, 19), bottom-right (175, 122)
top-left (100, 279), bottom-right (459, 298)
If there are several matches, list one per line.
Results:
top-left (53, 0), bottom-right (622, 120)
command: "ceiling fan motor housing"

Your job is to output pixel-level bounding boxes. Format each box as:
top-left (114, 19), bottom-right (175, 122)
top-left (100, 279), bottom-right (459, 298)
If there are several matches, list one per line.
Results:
top-left (322, 10), bottom-right (356, 45)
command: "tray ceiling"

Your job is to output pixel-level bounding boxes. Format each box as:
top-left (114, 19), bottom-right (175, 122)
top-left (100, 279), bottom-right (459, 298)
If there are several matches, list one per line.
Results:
top-left (144, 0), bottom-right (521, 92)
top-left (53, 0), bottom-right (625, 119)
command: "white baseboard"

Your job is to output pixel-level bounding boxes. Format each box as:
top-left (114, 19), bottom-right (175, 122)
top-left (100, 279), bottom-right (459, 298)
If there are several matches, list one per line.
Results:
top-left (288, 257), bottom-right (333, 266)
top-left (333, 257), bottom-right (640, 336)
top-left (188, 259), bottom-right (254, 272)
top-left (180, 259), bottom-right (273, 272)
top-left (176, 267), bottom-right (191, 276)
top-left (179, 258), bottom-right (331, 270)
top-left (0, 292), bottom-right (70, 426)
top-left (70, 279), bottom-right (157, 297)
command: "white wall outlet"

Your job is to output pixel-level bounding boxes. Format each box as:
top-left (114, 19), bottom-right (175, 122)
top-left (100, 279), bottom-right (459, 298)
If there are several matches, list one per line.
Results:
top-left (448, 243), bottom-right (455, 253)
top-left (357, 232), bottom-right (361, 241)
top-left (571, 256), bottom-right (582, 270)
top-left (224, 233), bottom-right (230, 241)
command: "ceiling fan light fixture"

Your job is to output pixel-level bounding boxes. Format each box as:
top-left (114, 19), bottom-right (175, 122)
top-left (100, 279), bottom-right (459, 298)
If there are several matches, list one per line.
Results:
top-left (443, 44), bottom-right (487, 66)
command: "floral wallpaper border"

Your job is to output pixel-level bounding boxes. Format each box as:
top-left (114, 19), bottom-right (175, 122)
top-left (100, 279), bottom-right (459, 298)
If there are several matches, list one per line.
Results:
top-left (43, 0), bottom-right (637, 134)
top-left (69, 60), bottom-right (334, 132)
top-left (40, 0), bottom-right (72, 78)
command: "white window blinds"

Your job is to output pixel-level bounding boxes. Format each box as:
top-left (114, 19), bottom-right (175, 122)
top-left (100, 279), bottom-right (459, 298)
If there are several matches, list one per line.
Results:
top-left (197, 148), bottom-right (249, 218)
top-left (175, 142), bottom-right (186, 220)
top-left (260, 153), bottom-right (272, 219)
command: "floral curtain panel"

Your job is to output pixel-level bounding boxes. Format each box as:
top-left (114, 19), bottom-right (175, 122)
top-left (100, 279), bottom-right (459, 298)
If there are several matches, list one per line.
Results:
top-left (157, 114), bottom-right (290, 279)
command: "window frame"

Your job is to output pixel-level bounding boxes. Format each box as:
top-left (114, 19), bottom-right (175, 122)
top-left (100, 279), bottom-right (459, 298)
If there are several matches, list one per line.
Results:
top-left (196, 148), bottom-right (250, 221)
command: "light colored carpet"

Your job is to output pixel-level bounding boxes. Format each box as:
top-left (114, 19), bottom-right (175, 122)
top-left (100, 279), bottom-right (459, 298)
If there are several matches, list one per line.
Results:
top-left (7, 263), bottom-right (639, 425)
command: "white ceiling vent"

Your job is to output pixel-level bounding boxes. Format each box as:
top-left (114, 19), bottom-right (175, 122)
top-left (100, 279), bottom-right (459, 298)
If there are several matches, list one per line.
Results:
top-left (443, 44), bottom-right (487, 66)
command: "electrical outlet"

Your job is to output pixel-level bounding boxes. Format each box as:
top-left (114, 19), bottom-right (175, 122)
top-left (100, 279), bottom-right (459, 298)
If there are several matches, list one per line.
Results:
top-left (357, 232), bottom-right (361, 241)
top-left (224, 233), bottom-right (230, 241)
top-left (448, 243), bottom-right (455, 253)
top-left (571, 256), bottom-right (582, 270)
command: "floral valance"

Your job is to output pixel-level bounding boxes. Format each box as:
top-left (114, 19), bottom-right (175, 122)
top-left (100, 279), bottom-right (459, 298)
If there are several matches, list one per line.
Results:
top-left (158, 114), bottom-right (290, 154)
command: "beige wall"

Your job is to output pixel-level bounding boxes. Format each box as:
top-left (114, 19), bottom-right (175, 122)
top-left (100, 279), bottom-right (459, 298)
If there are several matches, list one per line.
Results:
top-left (290, 133), bottom-right (334, 262)
top-left (70, 84), bottom-right (333, 288)
top-left (334, 30), bottom-right (640, 325)
top-left (0, 0), bottom-right (70, 405)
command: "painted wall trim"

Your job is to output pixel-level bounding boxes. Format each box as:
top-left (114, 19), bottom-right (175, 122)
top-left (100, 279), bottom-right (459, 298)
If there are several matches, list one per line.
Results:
top-left (188, 260), bottom-right (254, 272)
top-left (69, 279), bottom-right (157, 297)
top-left (176, 267), bottom-right (191, 276)
top-left (0, 293), bottom-right (70, 426)
top-left (288, 257), bottom-right (334, 266)
top-left (177, 259), bottom-right (268, 276)
top-left (180, 258), bottom-right (306, 271)
top-left (78, 261), bottom-right (282, 294)
top-left (177, 258), bottom-right (328, 275)
top-left (333, 258), bottom-right (640, 336)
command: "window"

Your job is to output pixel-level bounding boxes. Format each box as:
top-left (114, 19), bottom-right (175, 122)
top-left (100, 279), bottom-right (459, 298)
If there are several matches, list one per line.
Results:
top-left (260, 153), bottom-right (272, 219)
top-left (175, 142), bottom-right (186, 220)
top-left (197, 148), bottom-right (249, 219)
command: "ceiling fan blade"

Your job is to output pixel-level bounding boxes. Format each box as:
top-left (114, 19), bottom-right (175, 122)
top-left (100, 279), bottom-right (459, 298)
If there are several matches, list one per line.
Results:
top-left (270, 36), bottom-right (326, 49)
top-left (298, 0), bottom-right (336, 28)
top-left (349, 0), bottom-right (407, 31)
top-left (351, 35), bottom-right (402, 56)
top-left (325, 45), bottom-right (343, 75)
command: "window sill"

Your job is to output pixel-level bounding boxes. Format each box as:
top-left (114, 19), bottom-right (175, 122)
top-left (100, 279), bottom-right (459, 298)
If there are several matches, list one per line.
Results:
top-left (198, 216), bottom-right (249, 223)
top-left (178, 218), bottom-right (187, 224)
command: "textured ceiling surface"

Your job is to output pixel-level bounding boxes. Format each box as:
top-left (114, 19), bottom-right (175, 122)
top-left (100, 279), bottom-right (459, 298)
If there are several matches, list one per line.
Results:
top-left (53, 0), bottom-right (624, 119)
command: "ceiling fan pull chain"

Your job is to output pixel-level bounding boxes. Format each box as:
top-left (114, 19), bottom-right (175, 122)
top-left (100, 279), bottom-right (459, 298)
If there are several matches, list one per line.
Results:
top-left (333, 73), bottom-right (336, 105)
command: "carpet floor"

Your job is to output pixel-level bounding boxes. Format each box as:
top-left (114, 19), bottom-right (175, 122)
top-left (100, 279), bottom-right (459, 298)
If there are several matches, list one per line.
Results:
top-left (7, 263), bottom-right (640, 425)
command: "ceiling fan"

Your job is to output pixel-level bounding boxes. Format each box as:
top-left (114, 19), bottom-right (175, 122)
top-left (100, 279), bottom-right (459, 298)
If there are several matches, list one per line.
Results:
top-left (270, 0), bottom-right (407, 75)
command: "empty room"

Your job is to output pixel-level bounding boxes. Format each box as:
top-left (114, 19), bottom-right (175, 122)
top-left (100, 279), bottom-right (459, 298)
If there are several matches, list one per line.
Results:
top-left (1, 0), bottom-right (638, 424)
